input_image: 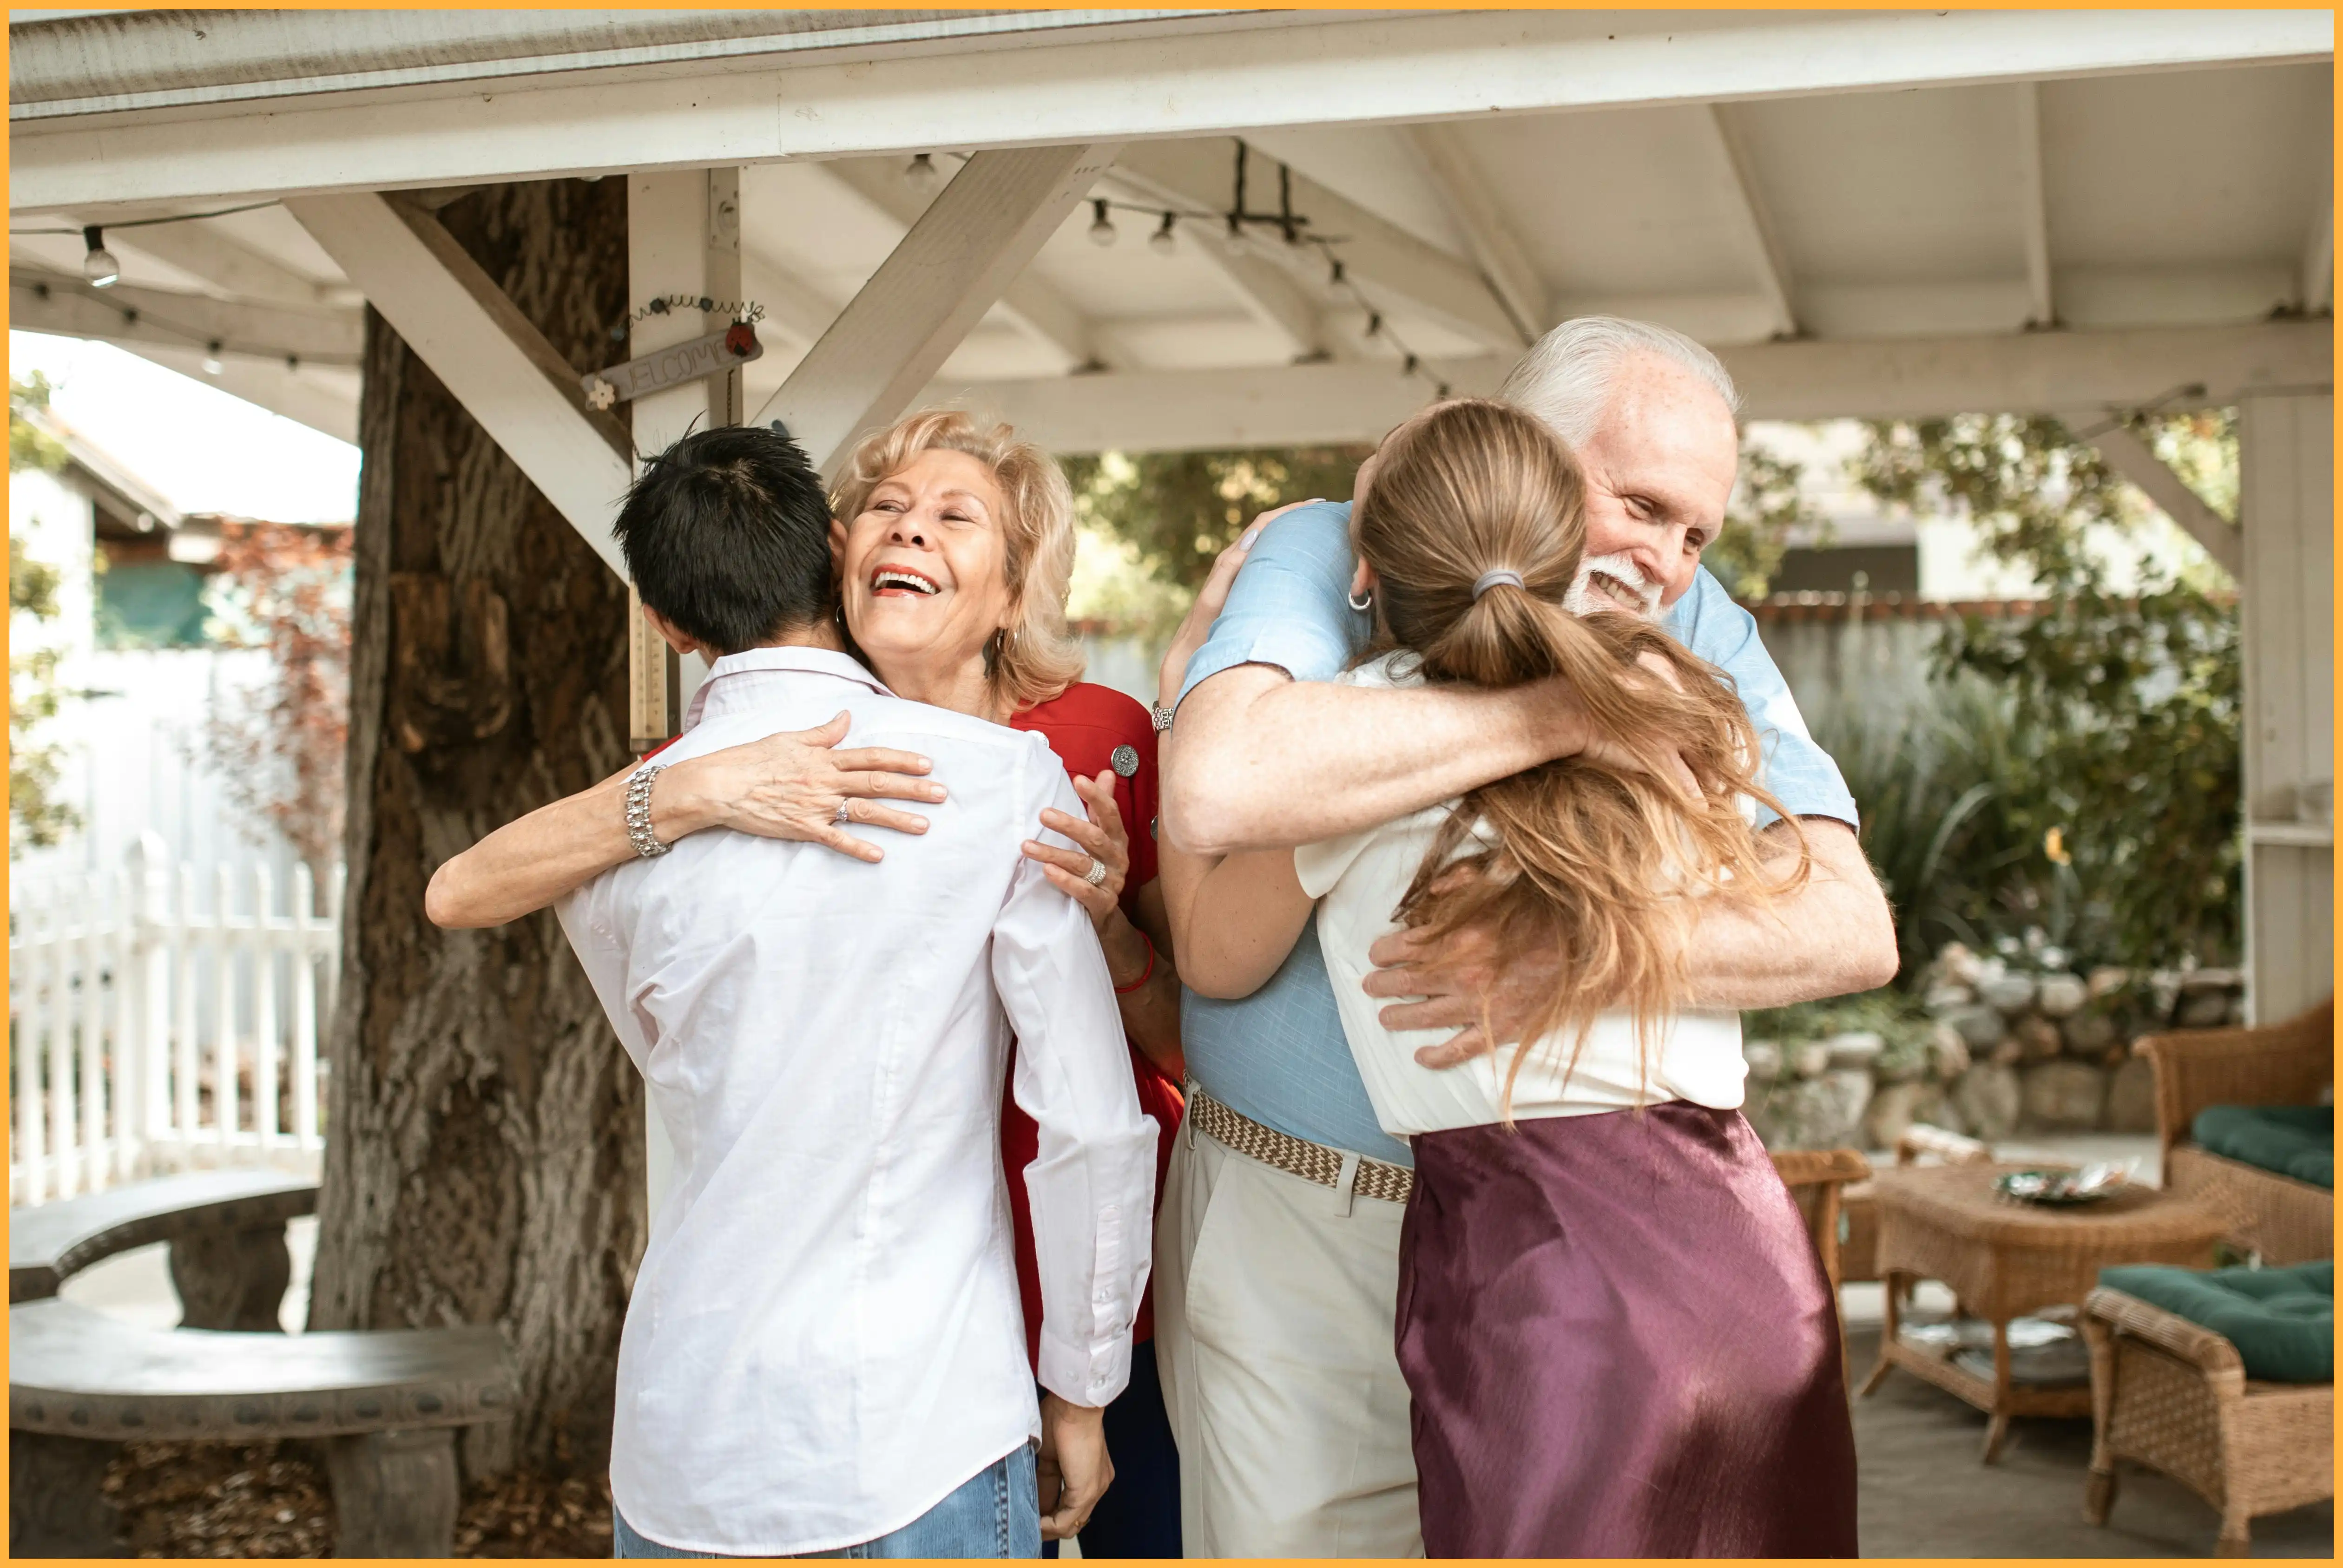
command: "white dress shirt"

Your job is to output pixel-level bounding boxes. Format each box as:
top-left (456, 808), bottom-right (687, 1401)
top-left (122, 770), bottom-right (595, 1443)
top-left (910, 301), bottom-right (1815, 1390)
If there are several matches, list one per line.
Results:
top-left (558, 645), bottom-right (1156, 1556)
top-left (1294, 653), bottom-right (1746, 1138)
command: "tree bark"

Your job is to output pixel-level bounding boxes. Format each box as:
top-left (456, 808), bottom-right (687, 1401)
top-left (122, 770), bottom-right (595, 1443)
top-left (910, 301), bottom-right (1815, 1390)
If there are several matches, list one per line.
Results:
top-left (309, 177), bottom-right (645, 1474)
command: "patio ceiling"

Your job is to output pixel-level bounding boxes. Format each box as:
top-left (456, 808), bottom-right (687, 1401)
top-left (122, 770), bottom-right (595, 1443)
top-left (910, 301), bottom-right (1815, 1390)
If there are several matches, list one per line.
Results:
top-left (8, 8), bottom-right (2332, 451)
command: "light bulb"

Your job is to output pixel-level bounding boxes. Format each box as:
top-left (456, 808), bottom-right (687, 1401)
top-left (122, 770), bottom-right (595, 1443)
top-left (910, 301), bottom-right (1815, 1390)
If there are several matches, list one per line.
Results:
top-left (81, 226), bottom-right (119, 289)
top-left (903, 153), bottom-right (943, 195)
top-left (1148, 214), bottom-right (1177, 256)
top-left (1086, 199), bottom-right (1117, 248)
top-left (202, 341), bottom-right (224, 376)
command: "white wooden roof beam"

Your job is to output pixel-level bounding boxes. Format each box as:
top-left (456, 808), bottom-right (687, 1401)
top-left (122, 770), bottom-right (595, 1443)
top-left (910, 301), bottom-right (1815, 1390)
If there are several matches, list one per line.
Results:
top-left (1114, 138), bottom-right (1518, 352)
top-left (1093, 169), bottom-right (1323, 361)
top-left (2060, 411), bottom-right (2240, 578)
top-left (102, 219), bottom-right (352, 310)
top-left (21, 10), bottom-right (2325, 215)
top-left (9, 266), bottom-right (362, 365)
top-left (1405, 123), bottom-right (1547, 342)
top-left (115, 341), bottom-right (360, 444)
top-left (935, 321), bottom-right (2332, 453)
top-left (1706, 105), bottom-right (1799, 341)
top-left (754, 143), bottom-right (1120, 473)
top-left (2016, 83), bottom-right (2056, 329)
top-left (816, 157), bottom-right (1100, 372)
top-left (284, 190), bottom-right (636, 577)
top-left (2301, 181), bottom-right (2333, 315)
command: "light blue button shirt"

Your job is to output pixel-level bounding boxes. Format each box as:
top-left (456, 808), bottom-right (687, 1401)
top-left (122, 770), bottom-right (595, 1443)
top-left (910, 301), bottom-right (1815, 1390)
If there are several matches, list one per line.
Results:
top-left (1174, 500), bottom-right (1859, 1166)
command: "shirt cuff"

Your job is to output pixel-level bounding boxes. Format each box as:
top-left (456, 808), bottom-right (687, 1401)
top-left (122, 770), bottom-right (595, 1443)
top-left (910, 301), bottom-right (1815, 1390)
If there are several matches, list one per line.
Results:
top-left (1037, 1326), bottom-right (1132, 1411)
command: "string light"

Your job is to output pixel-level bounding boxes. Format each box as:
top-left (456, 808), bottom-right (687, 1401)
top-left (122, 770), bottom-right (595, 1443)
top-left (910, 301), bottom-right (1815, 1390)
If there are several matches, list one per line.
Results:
top-left (903, 153), bottom-right (944, 195)
top-left (80, 226), bottom-right (119, 289)
top-left (1148, 212), bottom-right (1177, 256)
top-left (202, 341), bottom-right (224, 375)
top-left (1086, 199), bottom-right (1117, 248)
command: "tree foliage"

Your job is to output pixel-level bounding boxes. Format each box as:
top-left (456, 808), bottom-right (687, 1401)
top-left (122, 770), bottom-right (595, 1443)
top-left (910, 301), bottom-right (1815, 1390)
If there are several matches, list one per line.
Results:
top-left (10, 374), bottom-right (78, 854)
top-left (1063, 429), bottom-right (1818, 634)
top-left (201, 522), bottom-right (354, 890)
top-left (1847, 412), bottom-right (2241, 972)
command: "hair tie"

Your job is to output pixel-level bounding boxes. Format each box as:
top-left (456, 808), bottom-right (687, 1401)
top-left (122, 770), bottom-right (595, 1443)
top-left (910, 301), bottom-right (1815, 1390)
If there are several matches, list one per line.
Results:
top-left (1472, 569), bottom-right (1525, 601)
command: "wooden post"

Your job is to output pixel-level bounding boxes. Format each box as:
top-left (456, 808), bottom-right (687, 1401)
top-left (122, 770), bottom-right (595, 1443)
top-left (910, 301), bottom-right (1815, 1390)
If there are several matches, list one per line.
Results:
top-left (2238, 392), bottom-right (2335, 1023)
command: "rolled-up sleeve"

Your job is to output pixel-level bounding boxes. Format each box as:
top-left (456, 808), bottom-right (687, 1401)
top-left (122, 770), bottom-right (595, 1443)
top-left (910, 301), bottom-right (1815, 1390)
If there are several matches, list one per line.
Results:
top-left (992, 766), bottom-right (1158, 1408)
top-left (1667, 567), bottom-right (1859, 830)
top-left (1176, 501), bottom-right (1370, 707)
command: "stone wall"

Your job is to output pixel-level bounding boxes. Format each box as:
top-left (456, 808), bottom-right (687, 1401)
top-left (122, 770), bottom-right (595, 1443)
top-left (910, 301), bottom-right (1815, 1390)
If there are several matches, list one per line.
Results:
top-left (1745, 942), bottom-right (2246, 1151)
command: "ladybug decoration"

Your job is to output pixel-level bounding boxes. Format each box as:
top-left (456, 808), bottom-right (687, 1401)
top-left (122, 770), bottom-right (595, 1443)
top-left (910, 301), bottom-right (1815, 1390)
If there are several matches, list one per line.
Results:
top-left (724, 321), bottom-right (759, 359)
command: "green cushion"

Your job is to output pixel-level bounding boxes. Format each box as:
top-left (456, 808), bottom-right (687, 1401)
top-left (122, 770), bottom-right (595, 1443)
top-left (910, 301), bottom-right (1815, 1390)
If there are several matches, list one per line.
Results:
top-left (2099, 1260), bottom-right (2333, 1383)
top-left (2192, 1103), bottom-right (2334, 1189)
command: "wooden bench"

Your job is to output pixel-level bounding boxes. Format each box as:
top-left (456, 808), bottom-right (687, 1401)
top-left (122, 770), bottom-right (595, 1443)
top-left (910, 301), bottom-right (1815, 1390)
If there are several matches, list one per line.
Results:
top-left (7, 1172), bottom-right (517, 1556)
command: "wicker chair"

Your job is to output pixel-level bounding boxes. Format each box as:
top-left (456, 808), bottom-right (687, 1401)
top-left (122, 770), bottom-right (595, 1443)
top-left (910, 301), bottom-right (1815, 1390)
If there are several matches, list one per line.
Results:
top-left (1771, 1146), bottom-right (1872, 1391)
top-left (2081, 1285), bottom-right (2333, 1556)
top-left (2138, 998), bottom-right (2332, 1266)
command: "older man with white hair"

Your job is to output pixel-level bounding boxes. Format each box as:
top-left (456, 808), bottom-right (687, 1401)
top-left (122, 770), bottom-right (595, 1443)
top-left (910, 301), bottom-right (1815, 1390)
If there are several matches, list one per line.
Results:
top-left (1149, 316), bottom-right (1898, 1557)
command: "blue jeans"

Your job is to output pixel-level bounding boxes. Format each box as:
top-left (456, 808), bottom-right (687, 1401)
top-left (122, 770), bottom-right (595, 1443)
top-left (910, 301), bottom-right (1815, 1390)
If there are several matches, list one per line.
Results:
top-left (614, 1444), bottom-right (1041, 1558)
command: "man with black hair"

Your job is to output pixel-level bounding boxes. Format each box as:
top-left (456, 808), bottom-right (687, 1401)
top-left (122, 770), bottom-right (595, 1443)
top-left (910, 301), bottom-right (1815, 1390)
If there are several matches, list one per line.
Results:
top-left (553, 426), bottom-right (1157, 1558)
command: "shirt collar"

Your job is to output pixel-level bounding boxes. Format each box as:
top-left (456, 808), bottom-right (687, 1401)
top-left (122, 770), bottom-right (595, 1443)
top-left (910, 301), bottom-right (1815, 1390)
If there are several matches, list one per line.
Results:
top-left (682, 645), bottom-right (894, 732)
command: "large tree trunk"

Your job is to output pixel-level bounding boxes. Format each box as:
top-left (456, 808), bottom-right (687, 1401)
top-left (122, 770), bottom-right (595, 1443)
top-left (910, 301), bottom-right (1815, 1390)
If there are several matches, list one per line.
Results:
top-left (309, 177), bottom-right (646, 1474)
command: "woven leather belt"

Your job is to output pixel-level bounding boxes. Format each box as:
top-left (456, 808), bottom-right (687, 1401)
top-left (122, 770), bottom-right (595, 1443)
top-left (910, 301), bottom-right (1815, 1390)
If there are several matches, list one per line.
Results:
top-left (1186, 1085), bottom-right (1414, 1204)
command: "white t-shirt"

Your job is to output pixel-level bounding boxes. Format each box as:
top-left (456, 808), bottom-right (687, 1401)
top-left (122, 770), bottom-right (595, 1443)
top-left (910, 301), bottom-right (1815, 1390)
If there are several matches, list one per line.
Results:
top-left (1293, 652), bottom-right (1747, 1138)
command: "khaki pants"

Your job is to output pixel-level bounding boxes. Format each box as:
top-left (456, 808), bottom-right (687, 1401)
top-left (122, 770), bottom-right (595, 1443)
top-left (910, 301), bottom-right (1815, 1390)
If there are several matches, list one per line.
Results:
top-left (1153, 1120), bottom-right (1422, 1559)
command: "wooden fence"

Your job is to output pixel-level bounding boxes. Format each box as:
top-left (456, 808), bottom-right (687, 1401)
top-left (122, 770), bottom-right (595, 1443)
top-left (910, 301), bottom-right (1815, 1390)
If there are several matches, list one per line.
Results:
top-left (9, 834), bottom-right (343, 1206)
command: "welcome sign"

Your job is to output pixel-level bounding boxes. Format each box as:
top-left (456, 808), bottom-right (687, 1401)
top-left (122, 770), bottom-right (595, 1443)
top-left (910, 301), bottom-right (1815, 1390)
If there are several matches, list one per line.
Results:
top-left (583, 323), bottom-right (764, 409)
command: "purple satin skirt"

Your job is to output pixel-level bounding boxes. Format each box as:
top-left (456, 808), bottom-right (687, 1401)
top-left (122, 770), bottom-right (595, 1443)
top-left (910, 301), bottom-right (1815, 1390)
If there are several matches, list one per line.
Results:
top-left (1396, 1102), bottom-right (1858, 1558)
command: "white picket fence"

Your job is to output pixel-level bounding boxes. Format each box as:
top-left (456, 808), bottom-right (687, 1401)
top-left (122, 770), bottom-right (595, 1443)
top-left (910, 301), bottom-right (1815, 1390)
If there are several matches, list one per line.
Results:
top-left (9, 834), bottom-right (344, 1207)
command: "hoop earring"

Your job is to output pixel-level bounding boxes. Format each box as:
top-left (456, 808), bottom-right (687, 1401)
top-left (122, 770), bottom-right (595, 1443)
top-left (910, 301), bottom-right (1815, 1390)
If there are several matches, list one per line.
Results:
top-left (1347, 589), bottom-right (1373, 613)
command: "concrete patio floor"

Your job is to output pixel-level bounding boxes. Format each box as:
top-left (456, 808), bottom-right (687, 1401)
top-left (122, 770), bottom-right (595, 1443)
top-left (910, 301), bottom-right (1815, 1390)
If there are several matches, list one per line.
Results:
top-left (47, 1132), bottom-right (2335, 1559)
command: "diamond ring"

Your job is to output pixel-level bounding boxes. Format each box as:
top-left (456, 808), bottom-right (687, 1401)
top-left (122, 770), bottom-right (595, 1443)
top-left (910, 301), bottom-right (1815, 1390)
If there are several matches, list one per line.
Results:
top-left (1083, 856), bottom-right (1109, 887)
top-left (834, 799), bottom-right (854, 825)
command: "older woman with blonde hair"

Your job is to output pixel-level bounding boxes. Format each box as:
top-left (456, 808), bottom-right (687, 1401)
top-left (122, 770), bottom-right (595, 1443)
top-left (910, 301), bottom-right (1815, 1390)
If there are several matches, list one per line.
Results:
top-left (428, 407), bottom-right (1191, 1556)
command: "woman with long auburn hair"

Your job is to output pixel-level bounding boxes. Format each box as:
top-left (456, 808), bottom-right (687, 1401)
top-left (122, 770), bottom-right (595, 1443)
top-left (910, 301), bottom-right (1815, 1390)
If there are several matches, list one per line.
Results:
top-left (1163, 399), bottom-right (1859, 1556)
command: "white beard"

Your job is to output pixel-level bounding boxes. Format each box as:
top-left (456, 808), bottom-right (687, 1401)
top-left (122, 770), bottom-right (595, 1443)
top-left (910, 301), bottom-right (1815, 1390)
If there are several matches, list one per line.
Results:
top-left (1564, 553), bottom-right (1664, 621)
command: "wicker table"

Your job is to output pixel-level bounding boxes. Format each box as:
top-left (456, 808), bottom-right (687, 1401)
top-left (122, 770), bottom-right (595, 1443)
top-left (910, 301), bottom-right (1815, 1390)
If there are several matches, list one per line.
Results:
top-left (1858, 1162), bottom-right (2226, 1462)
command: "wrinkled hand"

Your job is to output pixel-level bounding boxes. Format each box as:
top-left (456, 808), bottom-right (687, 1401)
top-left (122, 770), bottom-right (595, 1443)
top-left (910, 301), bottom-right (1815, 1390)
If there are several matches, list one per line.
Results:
top-left (1023, 769), bottom-right (1130, 934)
top-left (1361, 920), bottom-right (1566, 1069)
top-left (1156, 499), bottom-right (1320, 711)
top-left (672, 711), bottom-right (946, 864)
top-left (1038, 1394), bottom-right (1112, 1542)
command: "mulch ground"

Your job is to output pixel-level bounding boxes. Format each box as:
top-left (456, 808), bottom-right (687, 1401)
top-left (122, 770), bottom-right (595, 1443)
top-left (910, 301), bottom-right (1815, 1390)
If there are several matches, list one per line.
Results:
top-left (100, 1441), bottom-right (615, 1557)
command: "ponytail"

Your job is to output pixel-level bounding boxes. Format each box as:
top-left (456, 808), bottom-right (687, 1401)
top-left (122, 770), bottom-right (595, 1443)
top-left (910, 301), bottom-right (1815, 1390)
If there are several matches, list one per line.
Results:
top-left (1353, 400), bottom-right (1807, 1117)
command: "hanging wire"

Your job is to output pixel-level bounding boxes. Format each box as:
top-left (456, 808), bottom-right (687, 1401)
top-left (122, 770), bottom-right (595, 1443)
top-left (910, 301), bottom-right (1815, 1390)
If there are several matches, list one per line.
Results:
top-left (920, 140), bottom-right (1457, 405)
top-left (10, 198), bottom-right (284, 237)
top-left (14, 273), bottom-right (315, 370)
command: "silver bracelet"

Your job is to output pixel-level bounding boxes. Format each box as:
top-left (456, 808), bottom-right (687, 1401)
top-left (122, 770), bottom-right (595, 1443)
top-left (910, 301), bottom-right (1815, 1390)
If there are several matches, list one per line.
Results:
top-left (625, 761), bottom-right (669, 858)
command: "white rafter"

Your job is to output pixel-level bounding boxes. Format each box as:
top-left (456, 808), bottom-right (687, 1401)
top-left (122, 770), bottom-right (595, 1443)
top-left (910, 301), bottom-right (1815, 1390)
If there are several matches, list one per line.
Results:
top-left (1706, 105), bottom-right (1798, 341)
top-left (753, 143), bottom-right (1121, 472)
top-left (1113, 137), bottom-right (1517, 352)
top-left (2062, 411), bottom-right (2240, 577)
top-left (9, 266), bottom-right (362, 365)
top-left (14, 11), bottom-right (2328, 213)
top-left (2016, 83), bottom-right (2056, 328)
top-left (2302, 180), bottom-right (2333, 315)
top-left (1404, 123), bottom-right (1546, 344)
top-left (105, 219), bottom-right (351, 310)
top-left (931, 321), bottom-right (2332, 454)
top-left (816, 157), bottom-right (1101, 371)
top-left (284, 191), bottom-right (635, 577)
